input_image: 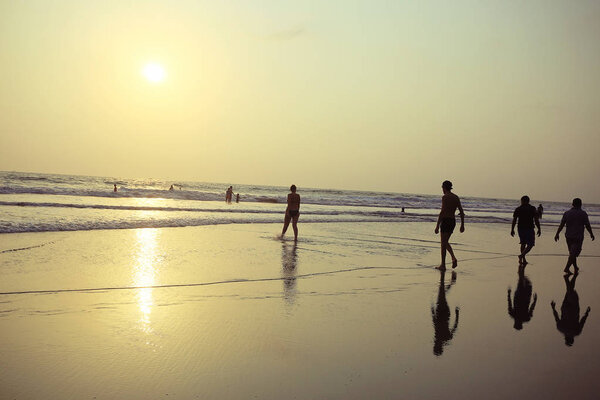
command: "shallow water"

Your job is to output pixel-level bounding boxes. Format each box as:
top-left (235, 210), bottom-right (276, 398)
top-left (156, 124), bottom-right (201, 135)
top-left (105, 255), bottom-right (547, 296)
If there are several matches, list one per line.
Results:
top-left (3, 171), bottom-right (598, 234)
top-left (1, 222), bottom-right (599, 399)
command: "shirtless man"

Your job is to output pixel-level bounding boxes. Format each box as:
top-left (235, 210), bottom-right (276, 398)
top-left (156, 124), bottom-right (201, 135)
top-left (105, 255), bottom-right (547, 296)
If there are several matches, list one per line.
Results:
top-left (281, 185), bottom-right (300, 241)
top-left (225, 186), bottom-right (233, 203)
top-left (434, 180), bottom-right (465, 270)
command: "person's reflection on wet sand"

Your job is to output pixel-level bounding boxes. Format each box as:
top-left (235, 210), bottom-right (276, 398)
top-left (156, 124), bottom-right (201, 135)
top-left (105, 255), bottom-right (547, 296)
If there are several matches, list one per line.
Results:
top-left (281, 241), bottom-right (298, 306)
top-left (507, 266), bottom-right (537, 330)
top-left (551, 272), bottom-right (591, 346)
top-left (431, 270), bottom-right (459, 356)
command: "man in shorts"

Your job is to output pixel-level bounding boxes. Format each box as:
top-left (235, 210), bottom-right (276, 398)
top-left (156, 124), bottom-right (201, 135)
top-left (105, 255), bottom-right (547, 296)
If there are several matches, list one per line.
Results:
top-left (511, 195), bottom-right (541, 266)
top-left (554, 198), bottom-right (595, 274)
top-left (434, 180), bottom-right (465, 270)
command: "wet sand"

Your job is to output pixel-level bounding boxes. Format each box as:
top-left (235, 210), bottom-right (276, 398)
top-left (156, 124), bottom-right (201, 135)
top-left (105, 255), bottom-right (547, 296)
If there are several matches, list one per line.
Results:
top-left (1, 222), bottom-right (599, 399)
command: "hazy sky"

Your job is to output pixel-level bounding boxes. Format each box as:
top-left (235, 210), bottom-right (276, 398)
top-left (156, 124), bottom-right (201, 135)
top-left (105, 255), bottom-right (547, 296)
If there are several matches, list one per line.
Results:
top-left (1, 1), bottom-right (599, 202)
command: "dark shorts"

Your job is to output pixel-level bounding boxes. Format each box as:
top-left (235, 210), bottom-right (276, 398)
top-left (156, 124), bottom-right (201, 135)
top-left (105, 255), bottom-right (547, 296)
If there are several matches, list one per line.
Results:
top-left (288, 210), bottom-right (299, 218)
top-left (440, 218), bottom-right (456, 234)
top-left (518, 227), bottom-right (535, 246)
top-left (566, 237), bottom-right (583, 257)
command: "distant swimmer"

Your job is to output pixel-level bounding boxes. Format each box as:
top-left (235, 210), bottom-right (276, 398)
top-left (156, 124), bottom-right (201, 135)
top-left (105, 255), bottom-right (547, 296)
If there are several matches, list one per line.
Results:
top-left (226, 186), bottom-right (233, 203)
top-left (511, 195), bottom-right (541, 266)
top-left (281, 185), bottom-right (301, 241)
top-left (434, 180), bottom-right (465, 270)
top-left (537, 204), bottom-right (544, 219)
top-left (169, 185), bottom-right (174, 191)
top-left (236, 193), bottom-right (240, 203)
top-left (401, 207), bottom-right (405, 213)
top-left (554, 198), bottom-right (595, 274)
top-left (113, 184), bottom-right (117, 193)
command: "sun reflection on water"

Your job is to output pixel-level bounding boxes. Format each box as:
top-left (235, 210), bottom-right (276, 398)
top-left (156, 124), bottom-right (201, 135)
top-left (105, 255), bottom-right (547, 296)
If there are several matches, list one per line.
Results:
top-left (133, 228), bottom-right (160, 335)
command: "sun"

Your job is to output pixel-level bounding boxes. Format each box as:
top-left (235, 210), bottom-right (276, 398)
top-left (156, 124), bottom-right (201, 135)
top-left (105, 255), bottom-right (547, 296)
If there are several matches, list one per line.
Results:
top-left (142, 63), bottom-right (166, 83)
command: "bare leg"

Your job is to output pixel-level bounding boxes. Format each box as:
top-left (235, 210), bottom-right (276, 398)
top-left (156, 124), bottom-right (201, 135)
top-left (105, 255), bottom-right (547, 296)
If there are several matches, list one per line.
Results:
top-left (572, 255), bottom-right (579, 272)
top-left (519, 244), bottom-right (525, 264)
top-left (520, 244), bottom-right (533, 265)
top-left (439, 237), bottom-right (447, 270)
top-left (281, 214), bottom-right (291, 238)
top-left (446, 241), bottom-right (458, 268)
top-left (564, 243), bottom-right (579, 273)
top-left (291, 215), bottom-right (299, 241)
top-left (564, 256), bottom-right (573, 274)
top-left (438, 232), bottom-right (453, 270)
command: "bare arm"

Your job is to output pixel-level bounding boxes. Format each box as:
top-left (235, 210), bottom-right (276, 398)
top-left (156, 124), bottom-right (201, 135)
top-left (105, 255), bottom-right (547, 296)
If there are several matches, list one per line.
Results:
top-left (451, 307), bottom-right (460, 334)
top-left (555, 219), bottom-right (566, 241)
top-left (458, 200), bottom-right (465, 232)
top-left (551, 301), bottom-right (560, 323)
top-left (580, 307), bottom-right (591, 331)
top-left (584, 217), bottom-right (594, 241)
top-left (435, 197), bottom-right (445, 233)
top-left (511, 216), bottom-right (517, 236)
top-left (529, 293), bottom-right (537, 317)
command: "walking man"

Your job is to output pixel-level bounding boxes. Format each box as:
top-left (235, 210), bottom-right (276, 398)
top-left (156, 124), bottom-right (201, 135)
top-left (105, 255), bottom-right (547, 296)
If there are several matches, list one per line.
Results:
top-left (511, 195), bottom-right (541, 266)
top-left (434, 180), bottom-right (465, 270)
top-left (554, 198), bottom-right (595, 274)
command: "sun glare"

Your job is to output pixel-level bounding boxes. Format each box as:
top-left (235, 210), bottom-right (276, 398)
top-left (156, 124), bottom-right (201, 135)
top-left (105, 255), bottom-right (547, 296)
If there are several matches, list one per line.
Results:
top-left (142, 63), bottom-right (166, 83)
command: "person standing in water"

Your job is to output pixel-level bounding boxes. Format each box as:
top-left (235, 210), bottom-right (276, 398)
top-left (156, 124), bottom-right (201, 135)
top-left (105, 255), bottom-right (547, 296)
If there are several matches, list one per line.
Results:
top-left (113, 184), bottom-right (117, 192)
top-left (434, 180), bottom-right (465, 270)
top-left (554, 198), bottom-right (595, 274)
top-left (511, 195), bottom-right (541, 266)
top-left (281, 185), bottom-right (300, 241)
top-left (537, 204), bottom-right (544, 219)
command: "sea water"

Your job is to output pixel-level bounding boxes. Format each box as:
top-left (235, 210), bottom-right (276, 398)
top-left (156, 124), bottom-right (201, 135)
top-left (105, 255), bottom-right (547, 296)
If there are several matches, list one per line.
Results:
top-left (1, 171), bottom-right (597, 234)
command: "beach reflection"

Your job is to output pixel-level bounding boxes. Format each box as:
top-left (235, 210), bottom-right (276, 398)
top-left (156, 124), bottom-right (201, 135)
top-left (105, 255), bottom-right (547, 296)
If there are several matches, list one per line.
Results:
top-left (281, 241), bottom-right (298, 306)
top-left (551, 273), bottom-right (591, 346)
top-left (431, 270), bottom-right (459, 356)
top-left (507, 266), bottom-right (537, 330)
top-left (133, 228), bottom-right (160, 334)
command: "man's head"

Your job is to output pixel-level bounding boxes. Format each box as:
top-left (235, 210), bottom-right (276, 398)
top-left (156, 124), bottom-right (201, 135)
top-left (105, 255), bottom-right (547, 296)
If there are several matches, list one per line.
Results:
top-left (442, 180), bottom-right (452, 193)
top-left (521, 195), bottom-right (530, 205)
top-left (514, 320), bottom-right (523, 330)
top-left (290, 184), bottom-right (297, 193)
top-left (572, 198), bottom-right (582, 208)
top-left (565, 336), bottom-right (575, 346)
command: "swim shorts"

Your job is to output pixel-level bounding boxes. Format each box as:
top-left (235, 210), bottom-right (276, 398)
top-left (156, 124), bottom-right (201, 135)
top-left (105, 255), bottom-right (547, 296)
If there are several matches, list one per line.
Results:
top-left (440, 218), bottom-right (456, 234)
top-left (288, 210), bottom-right (299, 217)
top-left (518, 227), bottom-right (535, 246)
top-left (566, 237), bottom-right (583, 257)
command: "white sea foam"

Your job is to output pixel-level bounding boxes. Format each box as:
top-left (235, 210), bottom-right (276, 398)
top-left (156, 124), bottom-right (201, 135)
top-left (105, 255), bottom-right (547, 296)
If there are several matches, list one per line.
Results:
top-left (0, 171), bottom-right (597, 234)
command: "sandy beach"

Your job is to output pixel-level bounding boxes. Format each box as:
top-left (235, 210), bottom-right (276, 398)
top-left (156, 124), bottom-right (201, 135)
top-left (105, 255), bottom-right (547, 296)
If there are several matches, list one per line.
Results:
top-left (1, 221), bottom-right (599, 399)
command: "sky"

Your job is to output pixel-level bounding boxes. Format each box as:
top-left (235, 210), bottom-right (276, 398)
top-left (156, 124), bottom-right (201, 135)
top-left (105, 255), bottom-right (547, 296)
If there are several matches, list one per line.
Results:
top-left (1, 0), bottom-right (599, 202)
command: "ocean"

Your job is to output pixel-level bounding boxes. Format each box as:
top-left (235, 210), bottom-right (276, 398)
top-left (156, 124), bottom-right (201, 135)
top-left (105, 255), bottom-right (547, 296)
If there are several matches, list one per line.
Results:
top-left (1, 171), bottom-right (597, 234)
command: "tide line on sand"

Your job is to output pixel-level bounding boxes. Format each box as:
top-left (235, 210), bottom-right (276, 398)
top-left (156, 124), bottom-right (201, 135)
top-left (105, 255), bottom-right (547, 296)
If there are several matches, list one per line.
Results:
top-left (0, 254), bottom-right (515, 296)
top-left (1, 253), bottom-right (597, 297)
